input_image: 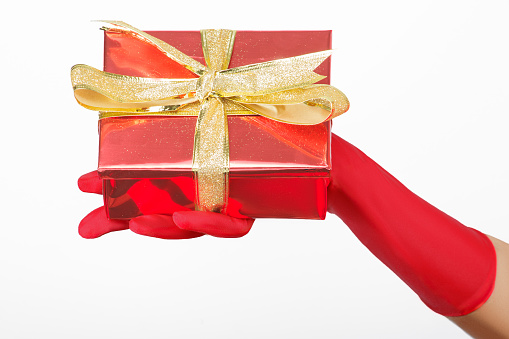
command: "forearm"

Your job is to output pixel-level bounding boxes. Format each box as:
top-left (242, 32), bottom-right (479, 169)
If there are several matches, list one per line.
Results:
top-left (328, 134), bottom-right (497, 317)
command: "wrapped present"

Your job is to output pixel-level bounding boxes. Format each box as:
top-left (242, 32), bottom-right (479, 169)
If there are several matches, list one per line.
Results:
top-left (71, 21), bottom-right (349, 220)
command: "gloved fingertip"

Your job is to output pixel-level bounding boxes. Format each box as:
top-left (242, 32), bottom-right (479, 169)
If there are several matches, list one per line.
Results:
top-left (171, 211), bottom-right (188, 227)
top-left (78, 206), bottom-right (129, 239)
top-left (78, 171), bottom-right (103, 195)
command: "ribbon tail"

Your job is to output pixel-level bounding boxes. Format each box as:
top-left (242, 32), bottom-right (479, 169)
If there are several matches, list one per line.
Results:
top-left (99, 20), bottom-right (207, 76)
top-left (215, 50), bottom-right (333, 96)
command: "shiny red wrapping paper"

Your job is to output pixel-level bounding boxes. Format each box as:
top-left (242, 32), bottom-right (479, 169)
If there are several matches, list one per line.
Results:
top-left (100, 30), bottom-right (332, 219)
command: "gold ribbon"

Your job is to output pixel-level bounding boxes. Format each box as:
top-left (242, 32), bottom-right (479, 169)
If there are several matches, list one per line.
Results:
top-left (71, 21), bottom-right (349, 213)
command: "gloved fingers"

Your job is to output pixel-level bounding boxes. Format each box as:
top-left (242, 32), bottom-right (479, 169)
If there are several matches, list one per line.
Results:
top-left (129, 214), bottom-right (204, 240)
top-left (78, 170), bottom-right (102, 195)
top-left (78, 172), bottom-right (253, 239)
top-left (79, 206), bottom-right (129, 239)
top-left (173, 211), bottom-right (254, 238)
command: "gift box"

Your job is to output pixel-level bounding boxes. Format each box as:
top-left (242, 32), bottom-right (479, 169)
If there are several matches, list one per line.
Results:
top-left (72, 22), bottom-right (349, 220)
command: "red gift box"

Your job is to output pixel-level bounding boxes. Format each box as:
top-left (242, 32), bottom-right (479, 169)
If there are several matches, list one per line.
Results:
top-left (73, 23), bottom-right (349, 220)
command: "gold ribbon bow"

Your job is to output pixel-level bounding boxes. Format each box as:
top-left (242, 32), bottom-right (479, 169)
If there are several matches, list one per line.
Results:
top-left (71, 21), bottom-right (349, 213)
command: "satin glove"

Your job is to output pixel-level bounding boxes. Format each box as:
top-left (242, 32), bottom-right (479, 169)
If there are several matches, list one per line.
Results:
top-left (326, 134), bottom-right (496, 317)
top-left (77, 171), bottom-right (254, 239)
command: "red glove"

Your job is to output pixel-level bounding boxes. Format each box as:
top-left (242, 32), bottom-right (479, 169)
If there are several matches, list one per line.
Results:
top-left (327, 134), bottom-right (496, 317)
top-left (77, 171), bottom-right (254, 239)
top-left (78, 134), bottom-right (497, 317)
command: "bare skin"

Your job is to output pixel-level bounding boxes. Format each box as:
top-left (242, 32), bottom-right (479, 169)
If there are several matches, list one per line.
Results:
top-left (448, 235), bottom-right (509, 339)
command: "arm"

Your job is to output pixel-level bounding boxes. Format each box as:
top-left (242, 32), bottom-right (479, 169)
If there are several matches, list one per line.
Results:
top-left (78, 134), bottom-right (509, 337)
top-left (327, 134), bottom-right (508, 337)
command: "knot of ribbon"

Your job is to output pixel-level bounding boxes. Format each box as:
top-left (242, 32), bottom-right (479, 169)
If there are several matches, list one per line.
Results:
top-left (71, 21), bottom-right (349, 213)
top-left (196, 69), bottom-right (219, 101)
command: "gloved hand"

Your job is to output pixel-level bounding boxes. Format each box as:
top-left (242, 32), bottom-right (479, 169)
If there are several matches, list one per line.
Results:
top-left (77, 171), bottom-right (254, 239)
top-left (326, 134), bottom-right (496, 317)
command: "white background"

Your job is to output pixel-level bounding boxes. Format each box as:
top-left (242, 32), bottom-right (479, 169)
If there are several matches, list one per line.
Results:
top-left (2, 0), bottom-right (508, 338)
